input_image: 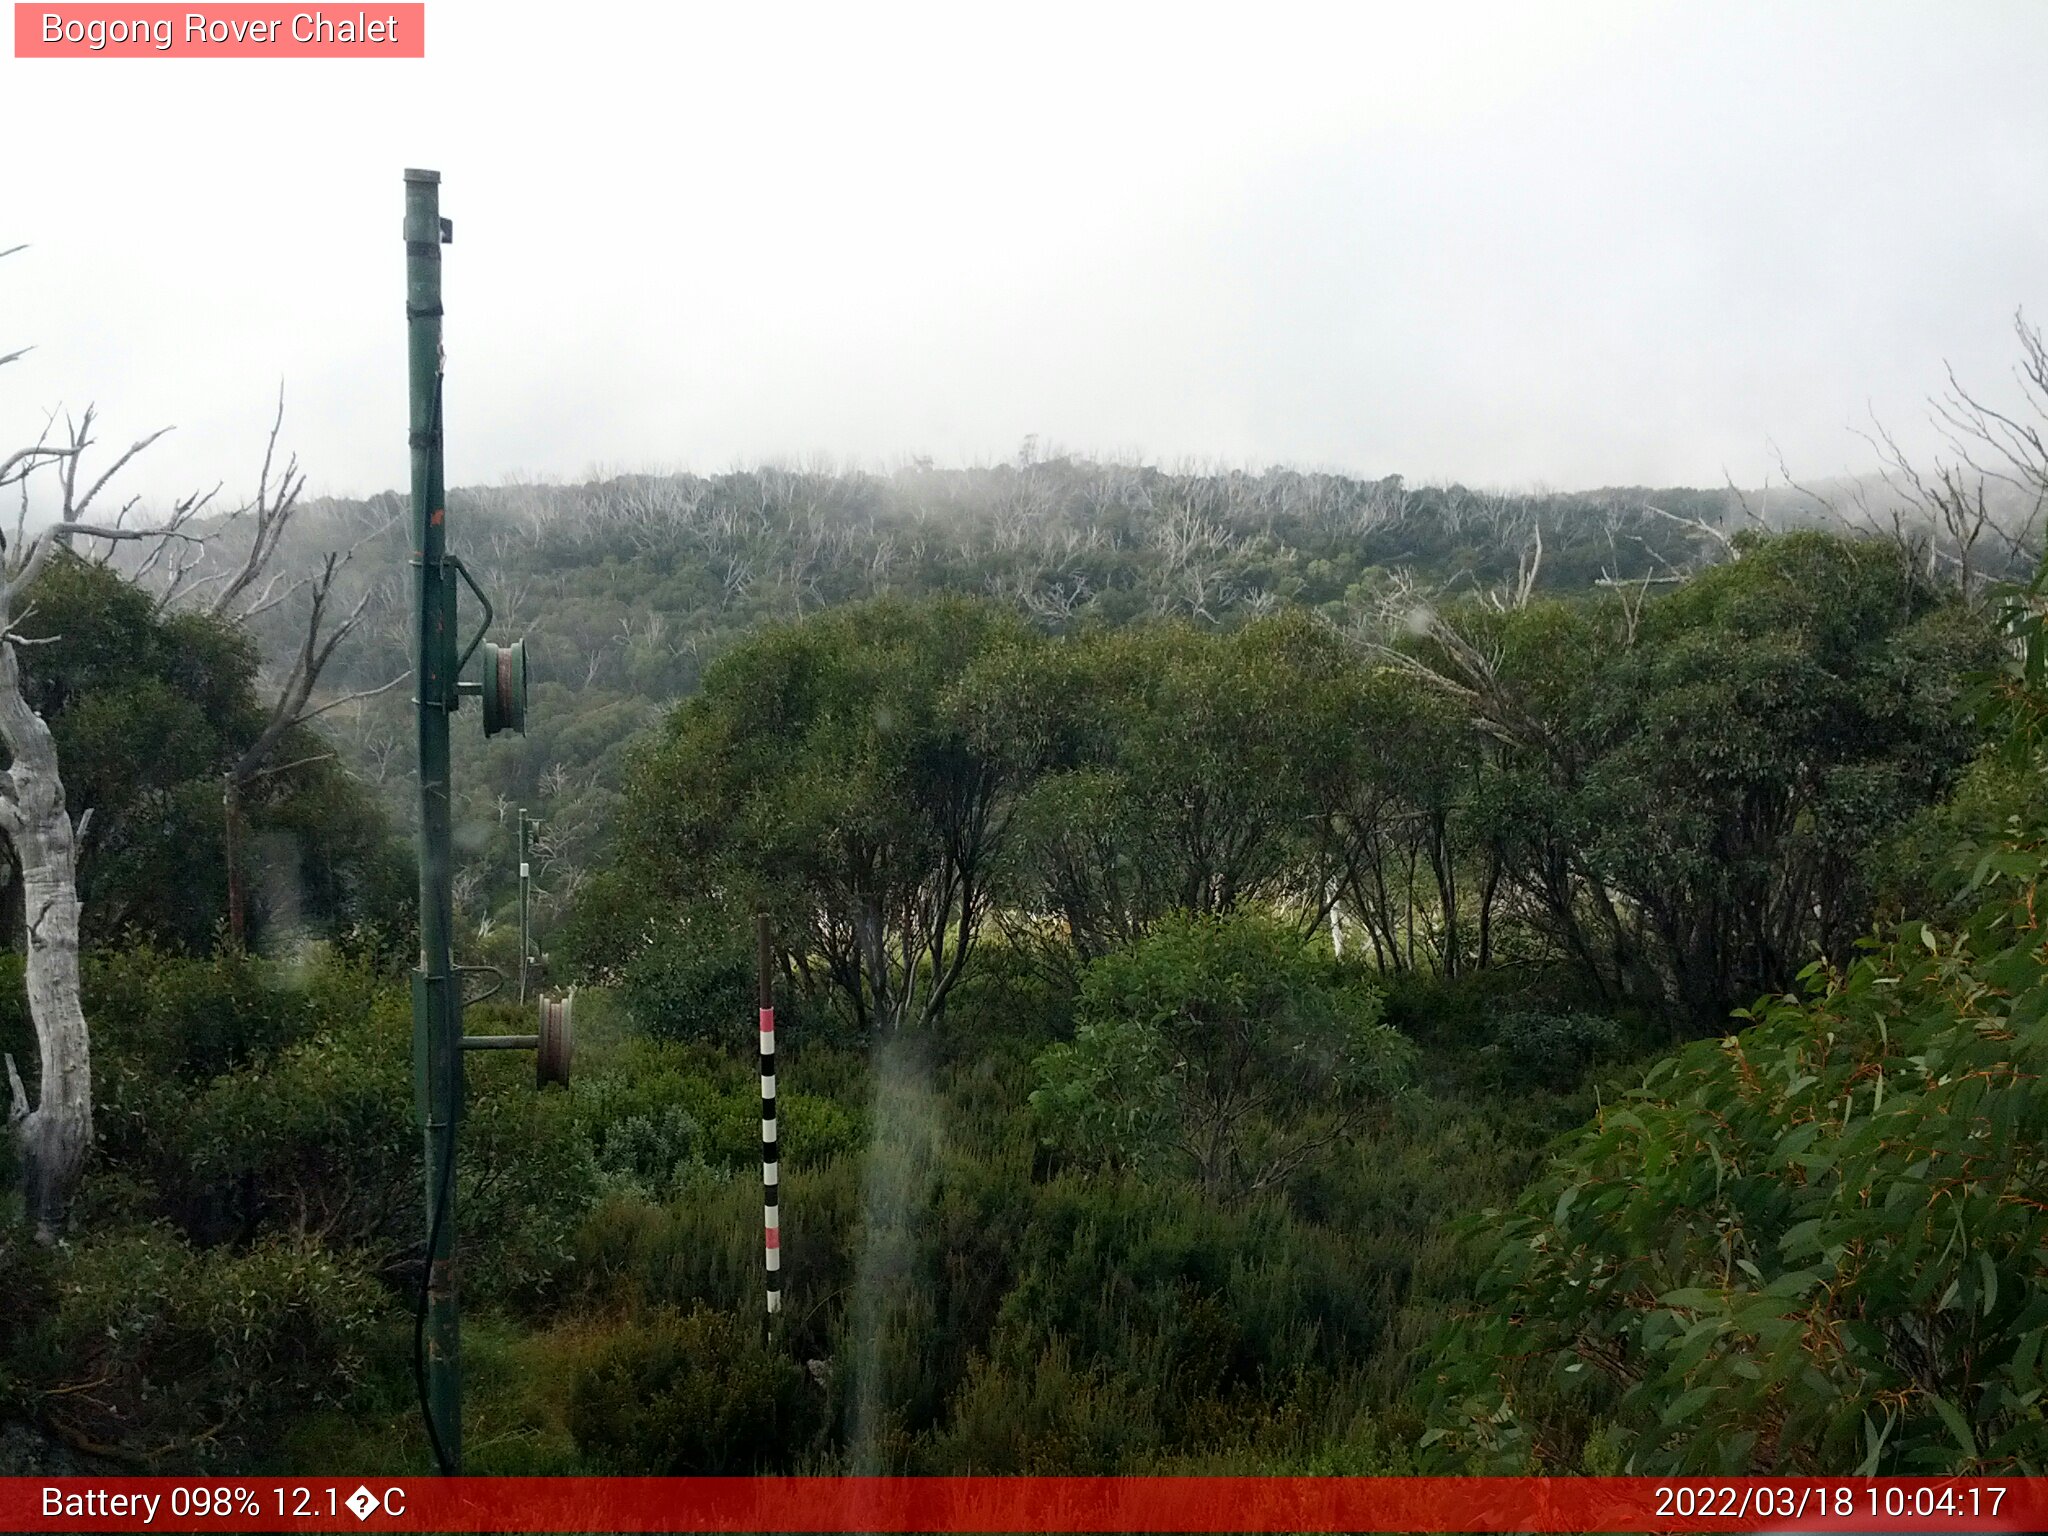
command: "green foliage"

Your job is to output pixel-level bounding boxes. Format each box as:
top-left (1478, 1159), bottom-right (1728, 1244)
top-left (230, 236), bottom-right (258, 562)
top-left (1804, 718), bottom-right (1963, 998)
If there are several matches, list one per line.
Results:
top-left (88, 945), bottom-right (306, 1083)
top-left (83, 946), bottom-right (319, 1187)
top-left (73, 950), bottom-right (595, 1307)
top-left (299, 468), bottom-right (1736, 927)
top-left (564, 1017), bottom-right (1488, 1476)
top-left (553, 866), bottom-right (667, 984)
top-left (1320, 669), bottom-right (1489, 979)
top-left (930, 939), bottom-right (1075, 1071)
top-left (610, 902), bottom-right (843, 1051)
top-left (572, 1037), bottom-right (863, 1195)
top-left (1033, 913), bottom-right (1411, 1196)
top-left (568, 1304), bottom-right (820, 1472)
top-left (574, 1162), bottom-right (867, 1360)
top-left (893, 1169), bottom-right (1398, 1470)
top-left (22, 1227), bottom-right (385, 1461)
top-left (181, 1030), bottom-right (410, 1254)
top-left (998, 1175), bottom-right (1386, 1381)
top-left (1007, 611), bottom-right (1355, 963)
top-left (8, 556), bottom-right (404, 952)
top-left (12, 469), bottom-right (2024, 1478)
top-left (1423, 835), bottom-right (2048, 1473)
top-left (1478, 1010), bottom-right (1622, 1091)
top-left (613, 595), bottom-right (1042, 1034)
top-left (5, 931), bottom-right (1576, 1473)
top-left (1416, 554), bottom-right (2048, 1475)
top-left (924, 1342), bottom-right (1159, 1472)
top-left (580, 537), bottom-right (1990, 1038)
top-left (1432, 534), bottom-right (1999, 1026)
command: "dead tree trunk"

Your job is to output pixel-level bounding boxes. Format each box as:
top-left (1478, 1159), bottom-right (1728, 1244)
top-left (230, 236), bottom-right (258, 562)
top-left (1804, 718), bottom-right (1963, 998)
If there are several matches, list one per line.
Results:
top-left (0, 395), bottom-right (208, 1238)
top-left (0, 641), bottom-right (91, 1242)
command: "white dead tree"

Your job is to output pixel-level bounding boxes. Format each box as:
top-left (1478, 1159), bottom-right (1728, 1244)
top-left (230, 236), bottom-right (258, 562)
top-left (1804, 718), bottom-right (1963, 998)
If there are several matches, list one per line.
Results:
top-left (1744, 315), bottom-right (2048, 601)
top-left (1641, 496), bottom-right (1746, 565)
top-left (1481, 519), bottom-right (1543, 612)
top-left (2, 249), bottom-right (391, 1233)
top-left (0, 368), bottom-right (211, 1239)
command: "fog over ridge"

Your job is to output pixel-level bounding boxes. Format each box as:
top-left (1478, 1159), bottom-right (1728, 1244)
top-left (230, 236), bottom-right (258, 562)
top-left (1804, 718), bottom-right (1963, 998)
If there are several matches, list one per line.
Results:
top-left (3, 1), bottom-right (2044, 507)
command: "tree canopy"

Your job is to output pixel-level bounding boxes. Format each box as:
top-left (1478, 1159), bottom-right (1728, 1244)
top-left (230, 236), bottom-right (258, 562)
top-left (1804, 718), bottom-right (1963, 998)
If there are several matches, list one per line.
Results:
top-left (7, 556), bottom-right (407, 953)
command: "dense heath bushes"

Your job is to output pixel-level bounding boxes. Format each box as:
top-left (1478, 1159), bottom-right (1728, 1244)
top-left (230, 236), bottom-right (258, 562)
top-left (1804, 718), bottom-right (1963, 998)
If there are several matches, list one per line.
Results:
top-left (5, 527), bottom-right (2041, 1475)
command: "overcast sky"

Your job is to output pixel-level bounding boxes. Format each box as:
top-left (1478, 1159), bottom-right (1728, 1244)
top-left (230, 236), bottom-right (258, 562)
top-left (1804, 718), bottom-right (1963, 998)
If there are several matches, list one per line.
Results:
top-left (4, 1), bottom-right (2046, 507)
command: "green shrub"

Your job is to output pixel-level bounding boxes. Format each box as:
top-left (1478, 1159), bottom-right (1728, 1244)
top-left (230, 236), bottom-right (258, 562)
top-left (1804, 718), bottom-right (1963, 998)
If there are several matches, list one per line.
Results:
top-left (937, 942), bottom-right (1076, 1068)
top-left (573, 1037), bottom-right (863, 1183)
top-left (88, 945), bottom-right (308, 1083)
top-left (0, 1237), bottom-right (58, 1421)
top-left (575, 1156), bottom-right (865, 1364)
top-left (999, 1175), bottom-right (1383, 1388)
top-left (170, 966), bottom-right (596, 1306)
top-left (461, 1049), bottom-right (605, 1308)
top-left (616, 904), bottom-right (758, 1049)
top-left (1478, 1009), bottom-right (1621, 1091)
top-left (82, 947), bottom-right (315, 1179)
top-left (26, 1227), bottom-right (384, 1461)
top-left (1032, 912), bottom-right (1411, 1196)
top-left (922, 1342), bottom-right (1156, 1472)
top-left (589, 1105), bottom-right (712, 1200)
top-left (178, 986), bottom-right (414, 1258)
top-left (1421, 812), bottom-right (2048, 1473)
top-left (569, 1304), bottom-right (819, 1472)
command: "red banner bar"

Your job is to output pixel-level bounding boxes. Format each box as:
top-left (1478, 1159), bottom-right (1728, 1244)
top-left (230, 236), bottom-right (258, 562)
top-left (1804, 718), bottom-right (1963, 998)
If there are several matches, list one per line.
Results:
top-left (13, 4), bottom-right (424, 58)
top-left (3, 1477), bottom-right (2045, 1532)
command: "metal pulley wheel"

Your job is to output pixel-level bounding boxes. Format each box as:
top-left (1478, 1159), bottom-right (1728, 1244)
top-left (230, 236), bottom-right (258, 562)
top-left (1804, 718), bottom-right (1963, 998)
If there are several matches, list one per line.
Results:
top-left (537, 992), bottom-right (573, 1087)
top-left (481, 639), bottom-right (526, 737)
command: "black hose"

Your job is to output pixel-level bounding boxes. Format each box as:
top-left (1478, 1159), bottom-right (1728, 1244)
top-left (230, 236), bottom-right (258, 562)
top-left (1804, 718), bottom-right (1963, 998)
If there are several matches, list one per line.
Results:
top-left (413, 1131), bottom-right (457, 1476)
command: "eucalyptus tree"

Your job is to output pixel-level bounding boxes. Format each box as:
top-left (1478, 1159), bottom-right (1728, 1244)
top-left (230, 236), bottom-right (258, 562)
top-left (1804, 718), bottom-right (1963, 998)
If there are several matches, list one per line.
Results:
top-left (1423, 573), bottom-right (2048, 1473)
top-left (615, 595), bottom-right (1044, 1034)
top-left (1383, 532), bottom-right (1996, 1027)
top-left (1006, 609), bottom-right (1354, 967)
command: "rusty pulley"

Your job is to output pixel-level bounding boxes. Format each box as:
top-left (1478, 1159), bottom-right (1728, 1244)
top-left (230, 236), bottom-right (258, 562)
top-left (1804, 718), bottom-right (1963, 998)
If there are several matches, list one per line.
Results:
top-left (537, 991), bottom-right (573, 1087)
top-left (481, 639), bottom-right (526, 738)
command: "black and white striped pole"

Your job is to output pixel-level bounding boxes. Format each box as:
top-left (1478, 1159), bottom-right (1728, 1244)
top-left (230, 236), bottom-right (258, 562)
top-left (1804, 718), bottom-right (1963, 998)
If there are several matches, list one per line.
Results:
top-left (757, 914), bottom-right (781, 1318)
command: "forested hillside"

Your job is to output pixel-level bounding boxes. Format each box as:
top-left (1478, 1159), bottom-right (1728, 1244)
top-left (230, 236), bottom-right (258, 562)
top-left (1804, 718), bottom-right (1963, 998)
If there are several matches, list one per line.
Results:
top-left (7, 422), bottom-right (2048, 1476)
top-left (230, 465), bottom-right (1847, 955)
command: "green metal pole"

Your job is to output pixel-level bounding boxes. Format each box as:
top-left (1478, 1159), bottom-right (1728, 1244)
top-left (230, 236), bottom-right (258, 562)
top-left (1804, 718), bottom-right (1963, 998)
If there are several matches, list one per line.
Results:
top-left (405, 166), bottom-right (462, 1474)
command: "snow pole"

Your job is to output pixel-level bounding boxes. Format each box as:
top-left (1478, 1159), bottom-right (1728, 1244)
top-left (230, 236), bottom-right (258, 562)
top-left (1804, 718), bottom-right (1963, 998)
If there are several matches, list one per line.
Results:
top-left (758, 913), bottom-right (781, 1317)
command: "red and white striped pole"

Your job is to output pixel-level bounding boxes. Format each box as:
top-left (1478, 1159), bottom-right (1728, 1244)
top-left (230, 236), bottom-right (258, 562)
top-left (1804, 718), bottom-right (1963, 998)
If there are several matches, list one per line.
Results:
top-left (757, 913), bottom-right (781, 1318)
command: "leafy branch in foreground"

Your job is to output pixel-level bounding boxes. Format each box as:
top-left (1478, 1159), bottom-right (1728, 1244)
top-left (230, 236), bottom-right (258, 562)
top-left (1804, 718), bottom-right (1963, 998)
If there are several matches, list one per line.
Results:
top-left (1420, 575), bottom-right (2048, 1474)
